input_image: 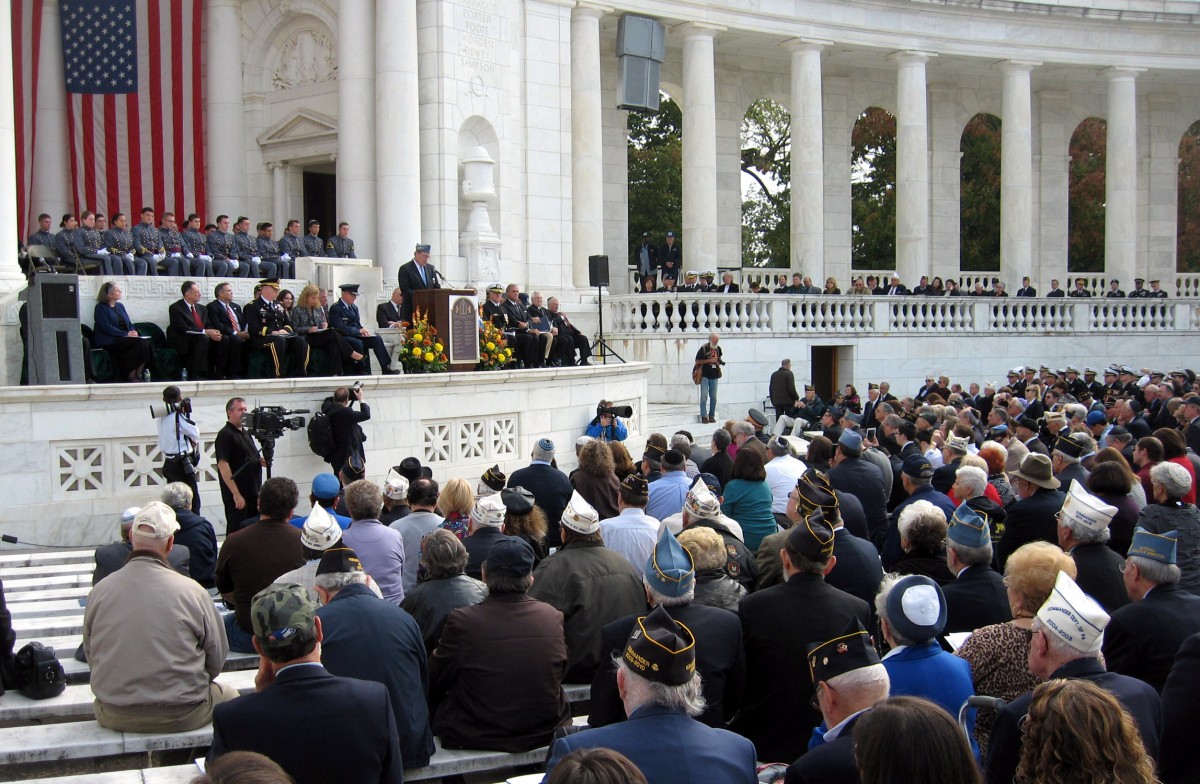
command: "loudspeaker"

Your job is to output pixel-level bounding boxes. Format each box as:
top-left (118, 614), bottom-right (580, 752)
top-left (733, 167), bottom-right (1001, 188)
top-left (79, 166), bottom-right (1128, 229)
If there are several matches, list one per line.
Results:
top-left (588, 255), bottom-right (610, 288)
top-left (616, 16), bottom-right (665, 60)
top-left (616, 15), bottom-right (664, 114)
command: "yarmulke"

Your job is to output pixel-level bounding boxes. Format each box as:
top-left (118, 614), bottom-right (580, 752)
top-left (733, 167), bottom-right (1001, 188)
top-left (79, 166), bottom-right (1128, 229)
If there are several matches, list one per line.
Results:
top-left (807, 618), bottom-right (880, 685)
top-left (622, 605), bottom-right (696, 686)
top-left (947, 502), bottom-right (990, 548)
top-left (786, 508), bottom-right (835, 562)
top-left (536, 438), bottom-right (555, 453)
top-left (1016, 416), bottom-right (1040, 432)
top-left (560, 490), bottom-right (600, 535)
top-left (312, 472), bottom-right (341, 500)
top-left (300, 503), bottom-right (342, 551)
top-left (886, 575), bottom-right (947, 643)
top-left (484, 536), bottom-right (536, 577)
top-left (1129, 526), bottom-right (1179, 565)
top-left (315, 546), bottom-right (364, 576)
top-left (644, 527), bottom-right (695, 598)
top-left (662, 449), bottom-right (686, 470)
top-left (501, 486), bottom-right (535, 515)
top-left (121, 507), bottom-right (141, 525)
top-left (1037, 572), bottom-right (1109, 655)
top-left (1085, 411), bottom-right (1107, 426)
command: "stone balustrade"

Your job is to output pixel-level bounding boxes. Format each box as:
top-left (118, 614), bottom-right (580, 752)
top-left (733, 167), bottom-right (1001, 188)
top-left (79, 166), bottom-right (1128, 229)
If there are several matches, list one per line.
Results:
top-left (605, 293), bottom-right (1198, 337)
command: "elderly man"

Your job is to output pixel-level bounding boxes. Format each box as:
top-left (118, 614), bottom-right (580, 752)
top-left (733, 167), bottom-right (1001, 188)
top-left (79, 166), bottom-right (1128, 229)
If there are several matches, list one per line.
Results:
top-left (941, 502), bottom-right (1011, 634)
top-left (215, 477), bottom-right (306, 653)
top-left (829, 429), bottom-right (889, 549)
top-left (680, 480), bottom-right (757, 591)
top-left (599, 475), bottom-right (659, 572)
top-left (508, 438), bottom-right (574, 547)
top-left (883, 454), bottom-right (957, 570)
top-left (769, 359), bottom-right (800, 420)
top-left (431, 536), bottom-right (570, 751)
top-left (463, 493), bottom-right (507, 579)
top-left (646, 449), bottom-right (692, 522)
top-left (396, 243), bottom-right (439, 322)
top-left (732, 508), bottom-right (872, 763)
top-left (785, 620), bottom-right (891, 783)
top-left (341, 479), bottom-right (407, 604)
top-left (209, 584), bottom-right (404, 784)
top-left (160, 482), bottom-right (218, 589)
top-left (401, 529), bottom-right (487, 653)
top-left (932, 433), bottom-right (970, 494)
top-left (93, 505), bottom-right (191, 586)
top-left (985, 573), bottom-right (1161, 784)
top-left (529, 492), bottom-right (646, 683)
top-left (998, 453), bottom-right (1066, 569)
top-left (1103, 528), bottom-right (1200, 693)
top-left (1057, 480), bottom-right (1129, 613)
top-left (544, 605), bottom-right (757, 784)
top-left (390, 477), bottom-right (443, 595)
top-left (277, 504), bottom-right (357, 599)
top-left (765, 436), bottom-right (808, 529)
top-left (590, 528), bottom-right (745, 729)
top-left (84, 503), bottom-right (236, 732)
top-left (315, 547), bottom-right (435, 768)
top-left (1051, 432), bottom-right (1091, 487)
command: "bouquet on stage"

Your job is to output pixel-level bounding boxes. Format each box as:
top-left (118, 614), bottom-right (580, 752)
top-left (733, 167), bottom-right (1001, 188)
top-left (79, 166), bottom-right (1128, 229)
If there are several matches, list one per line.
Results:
top-left (478, 319), bottom-right (513, 371)
top-left (400, 309), bottom-right (450, 374)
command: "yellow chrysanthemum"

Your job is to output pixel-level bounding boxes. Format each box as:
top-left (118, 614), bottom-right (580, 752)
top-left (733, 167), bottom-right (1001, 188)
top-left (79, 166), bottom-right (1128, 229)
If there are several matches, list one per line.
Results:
top-left (411, 346), bottom-right (422, 356)
top-left (424, 352), bottom-right (435, 362)
top-left (412, 333), bottom-right (423, 342)
top-left (486, 341), bottom-right (495, 351)
top-left (434, 343), bottom-right (443, 352)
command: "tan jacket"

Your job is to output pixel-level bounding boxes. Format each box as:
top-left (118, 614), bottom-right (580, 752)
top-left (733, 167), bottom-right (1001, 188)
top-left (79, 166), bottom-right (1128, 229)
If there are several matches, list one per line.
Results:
top-left (83, 552), bottom-right (227, 709)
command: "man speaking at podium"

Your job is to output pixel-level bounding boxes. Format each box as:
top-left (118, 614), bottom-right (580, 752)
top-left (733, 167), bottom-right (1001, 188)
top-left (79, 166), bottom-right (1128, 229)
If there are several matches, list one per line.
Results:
top-left (397, 243), bottom-right (440, 323)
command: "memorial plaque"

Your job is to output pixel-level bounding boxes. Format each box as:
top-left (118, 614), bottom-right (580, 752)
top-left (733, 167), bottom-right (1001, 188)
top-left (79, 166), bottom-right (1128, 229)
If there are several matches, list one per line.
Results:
top-left (450, 295), bottom-right (481, 365)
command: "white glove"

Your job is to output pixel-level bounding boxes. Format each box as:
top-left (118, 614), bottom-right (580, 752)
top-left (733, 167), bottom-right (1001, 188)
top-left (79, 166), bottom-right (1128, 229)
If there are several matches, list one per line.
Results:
top-left (171, 251), bottom-right (182, 257)
top-left (153, 252), bottom-right (166, 263)
top-left (281, 253), bottom-right (291, 261)
top-left (229, 259), bottom-right (240, 270)
top-left (251, 256), bottom-right (261, 264)
top-left (124, 253), bottom-right (135, 262)
top-left (199, 254), bottom-right (212, 263)
top-left (185, 252), bottom-right (194, 258)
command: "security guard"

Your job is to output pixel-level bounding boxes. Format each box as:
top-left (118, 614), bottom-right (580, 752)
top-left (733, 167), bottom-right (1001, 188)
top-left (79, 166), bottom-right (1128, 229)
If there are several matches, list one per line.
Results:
top-left (244, 278), bottom-right (309, 378)
top-left (326, 222), bottom-right (356, 258)
top-left (302, 220), bottom-right (327, 257)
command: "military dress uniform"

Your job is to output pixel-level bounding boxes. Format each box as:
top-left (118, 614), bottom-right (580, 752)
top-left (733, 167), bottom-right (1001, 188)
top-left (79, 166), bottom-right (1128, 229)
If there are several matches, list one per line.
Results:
top-left (160, 225), bottom-right (201, 276)
top-left (328, 284), bottom-right (397, 374)
top-left (132, 223), bottom-right (184, 276)
top-left (102, 227), bottom-right (143, 275)
top-left (301, 233), bottom-right (327, 257)
top-left (53, 229), bottom-right (88, 272)
top-left (244, 286), bottom-right (309, 378)
top-left (207, 230), bottom-right (246, 277)
top-left (280, 232), bottom-right (303, 262)
top-left (257, 235), bottom-right (293, 279)
top-left (233, 231), bottom-right (273, 278)
top-left (183, 228), bottom-right (227, 277)
top-left (326, 234), bottom-right (356, 259)
top-left (1106, 286), bottom-right (1126, 298)
top-left (27, 228), bottom-right (55, 249)
top-left (79, 226), bottom-right (125, 275)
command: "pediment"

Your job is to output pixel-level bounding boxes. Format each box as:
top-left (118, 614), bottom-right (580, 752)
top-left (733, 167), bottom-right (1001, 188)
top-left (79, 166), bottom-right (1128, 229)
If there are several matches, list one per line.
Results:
top-left (258, 109), bottom-right (338, 146)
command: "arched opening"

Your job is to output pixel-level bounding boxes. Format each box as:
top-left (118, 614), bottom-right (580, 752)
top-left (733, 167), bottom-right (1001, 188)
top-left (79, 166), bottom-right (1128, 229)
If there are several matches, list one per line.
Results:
top-left (959, 113), bottom-right (1002, 272)
top-left (741, 97), bottom-right (791, 270)
top-left (1178, 120), bottom-right (1200, 273)
top-left (851, 107), bottom-right (897, 270)
top-left (1068, 117), bottom-right (1107, 273)
top-left (627, 92), bottom-right (682, 265)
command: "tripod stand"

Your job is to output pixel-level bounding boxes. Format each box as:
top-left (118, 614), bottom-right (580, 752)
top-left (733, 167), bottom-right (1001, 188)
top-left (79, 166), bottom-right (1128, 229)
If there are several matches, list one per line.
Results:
top-left (589, 283), bottom-right (625, 364)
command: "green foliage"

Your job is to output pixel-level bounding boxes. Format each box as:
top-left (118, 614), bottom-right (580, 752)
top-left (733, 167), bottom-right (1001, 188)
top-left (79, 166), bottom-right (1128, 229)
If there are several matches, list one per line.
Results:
top-left (741, 98), bottom-right (792, 267)
top-left (1178, 121), bottom-right (1200, 273)
top-left (851, 108), bottom-right (897, 270)
top-left (1068, 118), bottom-right (1107, 273)
top-left (627, 96), bottom-right (683, 253)
top-left (959, 114), bottom-right (1002, 272)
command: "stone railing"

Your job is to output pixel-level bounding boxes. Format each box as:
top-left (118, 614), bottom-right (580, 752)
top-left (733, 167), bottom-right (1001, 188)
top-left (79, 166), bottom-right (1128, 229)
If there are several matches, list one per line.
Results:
top-left (605, 293), bottom-right (1199, 336)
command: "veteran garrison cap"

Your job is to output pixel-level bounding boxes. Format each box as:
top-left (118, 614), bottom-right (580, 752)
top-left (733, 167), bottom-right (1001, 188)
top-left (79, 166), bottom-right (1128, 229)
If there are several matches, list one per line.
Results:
top-left (948, 501), bottom-right (990, 548)
top-left (645, 527), bottom-right (695, 598)
top-left (315, 547), bottom-right (364, 576)
top-left (480, 464), bottom-right (506, 492)
top-left (807, 618), bottom-right (880, 685)
top-left (622, 605), bottom-right (697, 686)
top-left (1129, 526), bottom-right (1179, 565)
top-left (786, 507), bottom-right (835, 562)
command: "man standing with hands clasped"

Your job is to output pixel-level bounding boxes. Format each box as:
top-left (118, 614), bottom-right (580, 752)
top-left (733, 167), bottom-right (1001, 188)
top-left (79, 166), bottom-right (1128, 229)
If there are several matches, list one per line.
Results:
top-left (695, 333), bottom-right (724, 424)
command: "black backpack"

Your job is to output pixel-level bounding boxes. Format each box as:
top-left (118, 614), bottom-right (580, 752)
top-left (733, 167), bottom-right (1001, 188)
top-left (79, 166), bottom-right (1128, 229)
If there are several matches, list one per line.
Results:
top-left (307, 407), bottom-right (336, 461)
top-left (14, 642), bottom-right (65, 700)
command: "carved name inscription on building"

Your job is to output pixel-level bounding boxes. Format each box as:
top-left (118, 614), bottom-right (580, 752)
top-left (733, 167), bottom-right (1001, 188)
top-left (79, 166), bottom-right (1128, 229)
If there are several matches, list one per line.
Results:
top-left (458, 0), bottom-right (499, 76)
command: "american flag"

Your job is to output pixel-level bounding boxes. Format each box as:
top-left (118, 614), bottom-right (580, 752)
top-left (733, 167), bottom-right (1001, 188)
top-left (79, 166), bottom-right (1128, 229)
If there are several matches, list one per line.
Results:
top-left (12, 0), bottom-right (207, 240)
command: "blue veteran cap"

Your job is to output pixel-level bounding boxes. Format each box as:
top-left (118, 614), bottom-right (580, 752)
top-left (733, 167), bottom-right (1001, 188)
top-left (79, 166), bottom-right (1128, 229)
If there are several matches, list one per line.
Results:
top-left (645, 527), bottom-right (695, 597)
top-left (1128, 526), bottom-right (1178, 565)
top-left (948, 501), bottom-right (990, 548)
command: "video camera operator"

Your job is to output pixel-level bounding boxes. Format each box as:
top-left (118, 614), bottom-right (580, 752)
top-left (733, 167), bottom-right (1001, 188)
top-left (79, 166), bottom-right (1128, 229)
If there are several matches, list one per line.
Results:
top-left (325, 383), bottom-right (370, 476)
top-left (585, 400), bottom-right (631, 443)
top-left (215, 397), bottom-right (264, 535)
top-left (156, 386), bottom-right (201, 513)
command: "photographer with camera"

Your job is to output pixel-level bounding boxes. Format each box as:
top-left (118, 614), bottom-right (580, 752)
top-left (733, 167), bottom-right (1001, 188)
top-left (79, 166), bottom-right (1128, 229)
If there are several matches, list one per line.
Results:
top-left (326, 383), bottom-right (371, 477)
top-left (586, 400), bottom-right (631, 443)
top-left (215, 397), bottom-right (264, 535)
top-left (157, 386), bottom-right (202, 513)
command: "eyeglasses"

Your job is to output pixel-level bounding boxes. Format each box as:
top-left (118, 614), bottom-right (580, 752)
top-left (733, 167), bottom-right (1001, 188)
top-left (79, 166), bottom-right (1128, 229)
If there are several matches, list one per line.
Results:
top-left (809, 683), bottom-right (824, 711)
top-left (1119, 561), bottom-right (1131, 574)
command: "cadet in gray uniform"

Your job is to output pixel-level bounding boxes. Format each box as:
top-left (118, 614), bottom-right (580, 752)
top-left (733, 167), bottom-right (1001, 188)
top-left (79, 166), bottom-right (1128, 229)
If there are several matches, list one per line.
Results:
top-left (53, 215), bottom-right (89, 272)
top-left (232, 217), bottom-right (270, 278)
top-left (131, 207), bottom-right (184, 276)
top-left (207, 215), bottom-right (247, 277)
top-left (158, 213), bottom-right (199, 276)
top-left (256, 222), bottom-right (293, 279)
top-left (279, 219), bottom-right (303, 262)
top-left (182, 214), bottom-right (227, 277)
top-left (78, 212), bottom-right (126, 275)
top-left (301, 220), bottom-right (326, 257)
top-left (103, 213), bottom-right (146, 275)
top-left (326, 222), bottom-right (356, 258)
top-left (27, 213), bottom-right (55, 249)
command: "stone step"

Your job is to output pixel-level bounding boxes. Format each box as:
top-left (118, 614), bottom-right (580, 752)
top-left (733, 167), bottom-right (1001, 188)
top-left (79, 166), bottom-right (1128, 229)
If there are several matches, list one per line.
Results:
top-left (0, 550), bottom-right (95, 568)
top-left (2, 587), bottom-right (91, 602)
top-left (0, 562), bottom-right (94, 580)
top-left (11, 614), bottom-right (84, 638)
top-left (3, 574), bottom-right (90, 593)
top-left (7, 598), bottom-right (88, 618)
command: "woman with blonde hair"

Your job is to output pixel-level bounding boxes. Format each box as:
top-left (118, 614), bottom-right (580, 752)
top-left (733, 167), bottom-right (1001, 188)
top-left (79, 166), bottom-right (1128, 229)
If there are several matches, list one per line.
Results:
top-left (822, 276), bottom-right (840, 295)
top-left (679, 526), bottom-right (746, 611)
top-left (1016, 679), bottom-right (1157, 784)
top-left (955, 541), bottom-right (1077, 761)
top-left (290, 282), bottom-right (362, 375)
top-left (437, 477), bottom-right (474, 540)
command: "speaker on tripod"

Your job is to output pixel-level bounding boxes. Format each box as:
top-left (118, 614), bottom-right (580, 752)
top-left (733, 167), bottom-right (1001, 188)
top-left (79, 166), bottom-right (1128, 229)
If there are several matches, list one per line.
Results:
top-left (588, 255), bottom-right (624, 364)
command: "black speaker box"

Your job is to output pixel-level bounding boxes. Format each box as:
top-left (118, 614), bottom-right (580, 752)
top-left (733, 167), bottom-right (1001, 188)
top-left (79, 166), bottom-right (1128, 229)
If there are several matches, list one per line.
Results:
top-left (588, 255), bottom-right (610, 287)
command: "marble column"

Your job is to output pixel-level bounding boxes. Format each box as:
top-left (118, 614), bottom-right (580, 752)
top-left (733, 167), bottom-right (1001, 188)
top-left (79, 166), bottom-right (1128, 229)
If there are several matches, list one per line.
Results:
top-left (681, 23), bottom-right (721, 275)
top-left (1105, 67), bottom-right (1142, 287)
top-left (205, 0), bottom-right (245, 216)
top-left (377, 0), bottom-right (420, 283)
top-left (892, 51), bottom-right (932, 285)
top-left (338, 0), bottom-right (377, 261)
top-left (1000, 61), bottom-right (1038, 288)
top-left (31, 0), bottom-right (71, 221)
top-left (785, 39), bottom-right (829, 277)
top-left (0, 4), bottom-right (20, 289)
top-left (571, 4), bottom-right (608, 289)
top-left (271, 162), bottom-right (288, 236)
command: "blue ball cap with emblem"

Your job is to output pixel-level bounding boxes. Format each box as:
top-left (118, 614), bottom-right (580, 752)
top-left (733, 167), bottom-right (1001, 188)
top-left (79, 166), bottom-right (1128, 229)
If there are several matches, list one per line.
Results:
top-left (644, 527), bottom-right (695, 598)
top-left (948, 501), bottom-right (990, 548)
top-left (901, 454), bottom-right (934, 480)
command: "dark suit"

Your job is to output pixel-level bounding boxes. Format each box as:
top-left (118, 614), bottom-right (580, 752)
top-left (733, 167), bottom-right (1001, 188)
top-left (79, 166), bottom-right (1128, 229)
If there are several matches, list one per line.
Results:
top-left (500, 297), bottom-right (544, 367)
top-left (206, 299), bottom-right (246, 378)
top-left (826, 528), bottom-right (884, 611)
top-left (1103, 582), bottom-right (1200, 693)
top-left (1162, 631), bottom-right (1200, 784)
top-left (507, 463), bottom-right (573, 547)
top-left (985, 657), bottom-right (1160, 784)
top-left (784, 713), bottom-right (863, 784)
top-left (997, 487), bottom-right (1065, 569)
top-left (884, 284), bottom-right (909, 295)
top-left (1070, 543), bottom-right (1130, 613)
top-left (941, 564), bottom-right (1011, 634)
top-left (829, 456), bottom-right (889, 549)
top-left (376, 299), bottom-right (403, 329)
top-left (546, 705), bottom-right (757, 784)
top-left (167, 299), bottom-right (230, 379)
top-left (589, 603), bottom-right (745, 729)
top-left (329, 298), bottom-right (392, 372)
top-left (769, 367), bottom-right (800, 415)
top-left (209, 664), bottom-right (403, 784)
top-left (732, 572), bottom-right (872, 763)
top-left (1187, 417), bottom-right (1200, 458)
top-left (1016, 286), bottom-right (1036, 297)
top-left (1046, 288), bottom-right (1065, 298)
top-left (396, 259), bottom-right (439, 322)
top-left (658, 240), bottom-right (682, 280)
top-left (1023, 435), bottom-right (1049, 457)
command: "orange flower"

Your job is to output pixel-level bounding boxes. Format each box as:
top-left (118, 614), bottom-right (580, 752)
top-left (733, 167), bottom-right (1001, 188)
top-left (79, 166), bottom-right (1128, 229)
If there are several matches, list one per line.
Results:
top-left (423, 339), bottom-right (432, 346)
top-left (440, 354), bottom-right (448, 362)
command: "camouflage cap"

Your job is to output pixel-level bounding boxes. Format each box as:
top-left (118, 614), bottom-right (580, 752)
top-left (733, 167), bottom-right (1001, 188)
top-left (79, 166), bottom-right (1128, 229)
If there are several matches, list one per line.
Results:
top-left (251, 583), bottom-right (317, 650)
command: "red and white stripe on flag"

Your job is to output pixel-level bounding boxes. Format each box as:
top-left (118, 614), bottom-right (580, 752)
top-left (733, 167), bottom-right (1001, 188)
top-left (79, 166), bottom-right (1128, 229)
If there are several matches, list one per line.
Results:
top-left (61, 0), bottom-right (206, 223)
top-left (12, 0), bottom-right (46, 243)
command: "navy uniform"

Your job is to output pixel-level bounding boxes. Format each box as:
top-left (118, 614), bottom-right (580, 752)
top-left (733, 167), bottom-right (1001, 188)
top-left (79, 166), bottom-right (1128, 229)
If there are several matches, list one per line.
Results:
top-left (327, 232), bottom-right (356, 259)
top-left (678, 271), bottom-right (702, 292)
top-left (1106, 283), bottom-right (1126, 298)
top-left (207, 229), bottom-right (246, 277)
top-left (256, 229), bottom-right (293, 279)
top-left (481, 287), bottom-right (510, 329)
top-left (1083, 369), bottom-right (1105, 401)
top-left (131, 221), bottom-right (184, 276)
top-left (244, 279), bottom-right (309, 378)
top-left (328, 284), bottom-right (398, 375)
top-left (101, 226), bottom-right (143, 275)
top-left (233, 229), bottom-right (273, 278)
top-left (301, 222), bottom-right (327, 257)
top-left (1150, 280), bottom-right (1169, 298)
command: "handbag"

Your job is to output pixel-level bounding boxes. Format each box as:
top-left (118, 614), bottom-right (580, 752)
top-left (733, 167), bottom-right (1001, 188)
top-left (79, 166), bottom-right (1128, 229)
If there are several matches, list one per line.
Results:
top-left (14, 642), bottom-right (65, 700)
top-left (692, 364), bottom-right (703, 385)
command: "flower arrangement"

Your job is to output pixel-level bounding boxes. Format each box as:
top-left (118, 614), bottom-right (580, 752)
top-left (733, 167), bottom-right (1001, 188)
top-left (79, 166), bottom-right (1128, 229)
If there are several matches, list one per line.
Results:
top-left (399, 309), bottom-right (449, 373)
top-left (478, 318), bottom-right (513, 371)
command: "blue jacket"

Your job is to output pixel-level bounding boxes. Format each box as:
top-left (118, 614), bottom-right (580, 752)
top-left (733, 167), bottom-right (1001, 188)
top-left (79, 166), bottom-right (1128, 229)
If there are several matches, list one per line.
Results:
top-left (646, 471), bottom-right (692, 523)
top-left (173, 508), bottom-right (218, 589)
top-left (544, 704), bottom-right (757, 784)
top-left (883, 640), bottom-right (979, 758)
top-left (92, 302), bottom-right (136, 347)
top-left (328, 299), bottom-right (365, 338)
top-left (316, 583), bottom-right (435, 769)
top-left (585, 418), bottom-right (628, 442)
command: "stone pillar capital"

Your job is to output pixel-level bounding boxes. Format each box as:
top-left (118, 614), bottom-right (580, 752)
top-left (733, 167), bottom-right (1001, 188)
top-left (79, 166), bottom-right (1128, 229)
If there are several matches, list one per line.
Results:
top-left (572, 2), bottom-right (612, 20)
top-left (889, 50), bottom-right (936, 66)
top-left (998, 59), bottom-right (1041, 74)
top-left (1103, 66), bottom-right (1146, 81)
top-left (781, 38), bottom-right (832, 54)
top-left (673, 21), bottom-right (724, 39)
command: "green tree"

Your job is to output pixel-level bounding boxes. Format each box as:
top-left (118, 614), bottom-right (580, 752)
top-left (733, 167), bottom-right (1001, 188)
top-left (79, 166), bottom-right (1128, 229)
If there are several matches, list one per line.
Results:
top-left (1068, 118), bottom-right (1107, 273)
top-left (1178, 121), bottom-right (1200, 272)
top-left (851, 108), bottom-right (897, 270)
top-left (959, 114), bottom-right (1002, 272)
top-left (627, 96), bottom-right (683, 255)
top-left (741, 98), bottom-right (791, 267)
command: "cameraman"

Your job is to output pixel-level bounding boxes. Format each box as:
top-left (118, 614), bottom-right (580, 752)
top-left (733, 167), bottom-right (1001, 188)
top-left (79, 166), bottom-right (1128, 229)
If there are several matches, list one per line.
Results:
top-left (157, 386), bottom-right (201, 513)
top-left (326, 384), bottom-right (371, 476)
top-left (585, 400), bottom-right (628, 443)
top-left (215, 397), bottom-right (263, 535)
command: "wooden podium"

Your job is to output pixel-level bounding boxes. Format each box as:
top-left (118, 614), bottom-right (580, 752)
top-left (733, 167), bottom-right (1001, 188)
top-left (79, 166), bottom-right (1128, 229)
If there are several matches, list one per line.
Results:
top-left (412, 288), bottom-right (480, 371)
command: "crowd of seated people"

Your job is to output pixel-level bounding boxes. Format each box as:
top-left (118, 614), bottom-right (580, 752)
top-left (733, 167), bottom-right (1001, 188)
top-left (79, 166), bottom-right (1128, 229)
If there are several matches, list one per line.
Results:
top-left (9, 353), bottom-right (1195, 783)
